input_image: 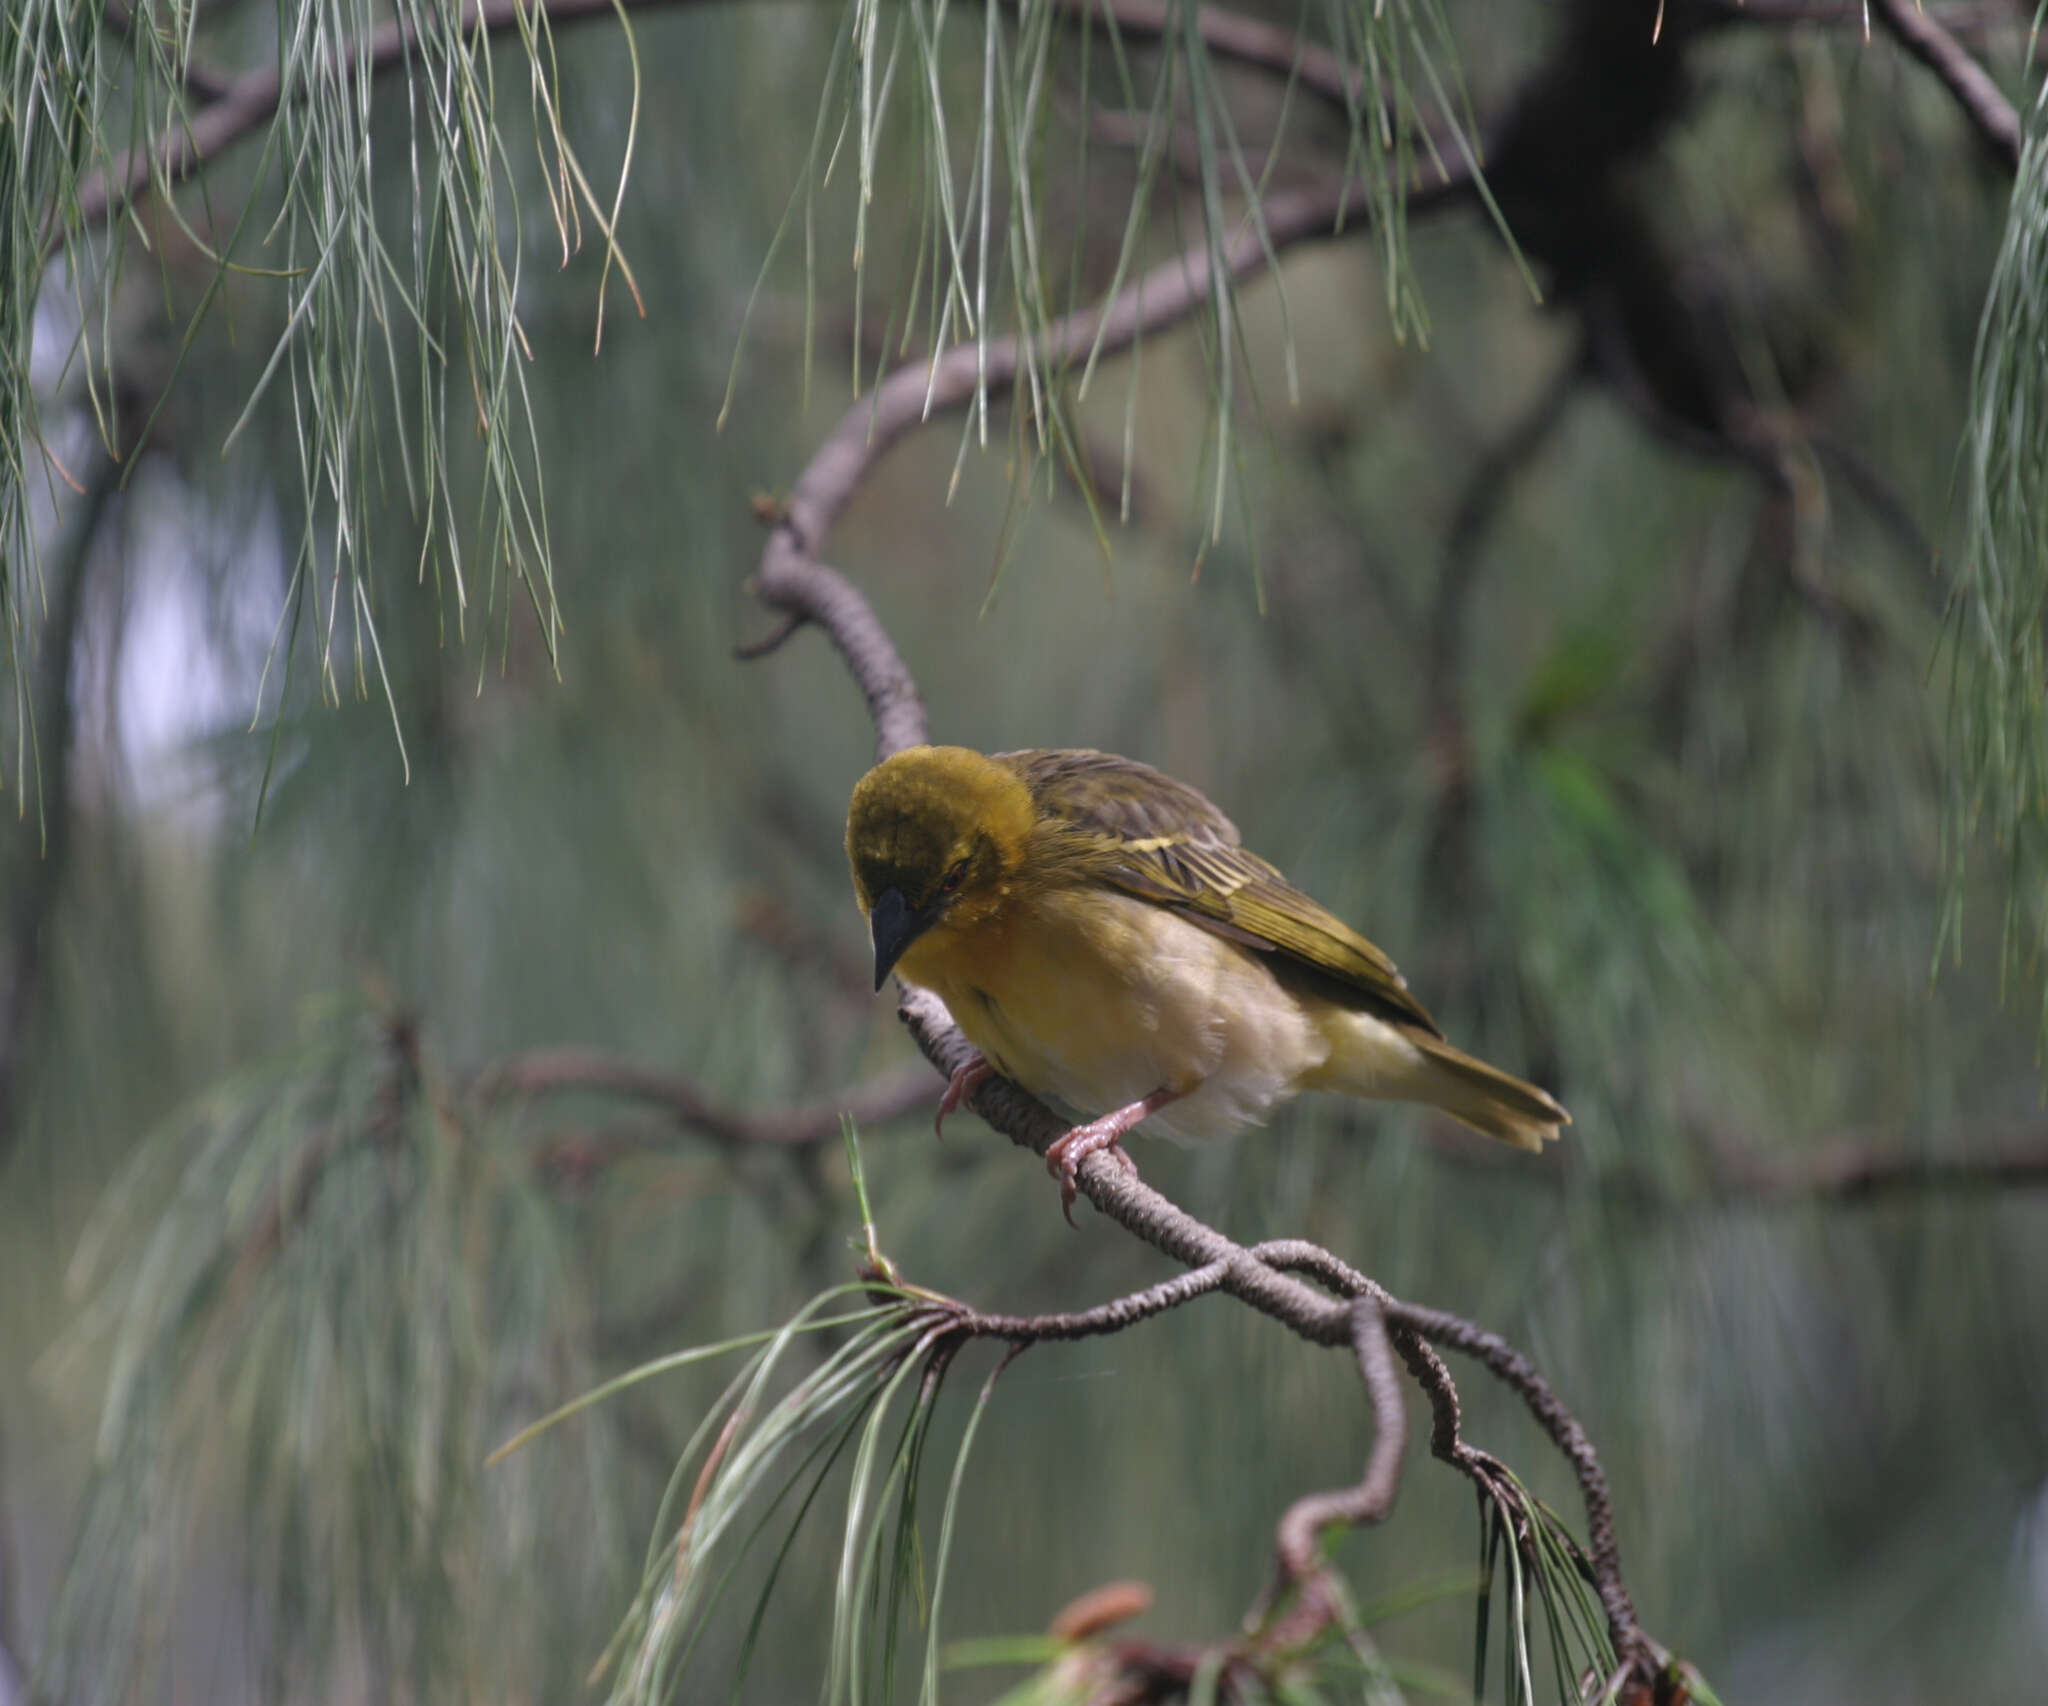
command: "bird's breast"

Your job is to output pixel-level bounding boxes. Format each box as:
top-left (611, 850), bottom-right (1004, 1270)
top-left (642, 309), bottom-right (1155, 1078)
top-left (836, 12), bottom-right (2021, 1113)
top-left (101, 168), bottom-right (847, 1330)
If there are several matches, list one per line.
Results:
top-left (899, 886), bottom-right (1328, 1139)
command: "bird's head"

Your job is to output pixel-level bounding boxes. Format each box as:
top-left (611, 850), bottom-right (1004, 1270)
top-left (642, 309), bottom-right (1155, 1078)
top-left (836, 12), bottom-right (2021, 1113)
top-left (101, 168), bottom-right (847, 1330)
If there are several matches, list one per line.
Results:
top-left (846, 746), bottom-right (1036, 989)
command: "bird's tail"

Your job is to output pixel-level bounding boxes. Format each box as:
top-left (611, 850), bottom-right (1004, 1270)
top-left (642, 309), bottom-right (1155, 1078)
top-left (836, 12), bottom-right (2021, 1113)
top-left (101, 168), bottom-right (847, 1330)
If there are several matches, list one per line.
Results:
top-left (1406, 1033), bottom-right (1568, 1151)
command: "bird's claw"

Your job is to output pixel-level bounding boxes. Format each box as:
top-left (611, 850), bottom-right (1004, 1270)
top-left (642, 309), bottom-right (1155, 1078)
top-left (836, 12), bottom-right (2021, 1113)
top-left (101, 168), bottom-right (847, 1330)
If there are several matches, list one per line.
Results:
top-left (1045, 1123), bottom-right (1141, 1226)
top-left (935, 1054), bottom-right (993, 1140)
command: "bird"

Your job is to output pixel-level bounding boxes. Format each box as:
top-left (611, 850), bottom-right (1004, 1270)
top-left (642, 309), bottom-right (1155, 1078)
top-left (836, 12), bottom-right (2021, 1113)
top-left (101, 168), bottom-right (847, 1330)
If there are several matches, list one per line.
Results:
top-left (844, 745), bottom-right (1567, 1217)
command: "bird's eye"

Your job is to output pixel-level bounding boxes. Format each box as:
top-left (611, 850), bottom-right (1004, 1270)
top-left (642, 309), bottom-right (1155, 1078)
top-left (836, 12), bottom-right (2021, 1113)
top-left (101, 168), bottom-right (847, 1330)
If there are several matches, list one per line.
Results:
top-left (939, 861), bottom-right (968, 896)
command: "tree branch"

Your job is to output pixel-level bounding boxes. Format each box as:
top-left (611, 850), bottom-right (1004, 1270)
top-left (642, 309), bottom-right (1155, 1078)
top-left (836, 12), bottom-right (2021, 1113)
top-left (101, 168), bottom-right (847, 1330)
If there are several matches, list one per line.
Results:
top-left (71, 0), bottom-right (1427, 255)
top-left (68, 0), bottom-right (701, 241)
top-left (1036, 0), bottom-right (1362, 118)
top-left (1414, 1113), bottom-right (2048, 1208)
top-left (751, 164), bottom-right (1473, 761)
top-left (1268, 1298), bottom-right (1407, 1625)
top-left (477, 1049), bottom-right (937, 1149)
top-left (1390, 1302), bottom-right (1644, 1661)
top-left (1710, 1127), bottom-right (2048, 1203)
top-left (1870, 0), bottom-right (2022, 172)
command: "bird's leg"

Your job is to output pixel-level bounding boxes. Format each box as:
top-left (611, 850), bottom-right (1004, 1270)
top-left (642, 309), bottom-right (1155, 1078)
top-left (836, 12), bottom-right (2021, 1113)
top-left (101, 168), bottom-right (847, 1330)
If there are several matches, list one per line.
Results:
top-left (934, 1053), bottom-right (994, 1139)
top-left (1045, 1089), bottom-right (1182, 1224)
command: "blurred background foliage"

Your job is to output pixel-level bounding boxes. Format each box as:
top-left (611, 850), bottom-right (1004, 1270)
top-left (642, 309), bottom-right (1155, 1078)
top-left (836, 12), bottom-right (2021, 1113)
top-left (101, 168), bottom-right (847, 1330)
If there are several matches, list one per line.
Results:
top-left (3, 0), bottom-right (2048, 1702)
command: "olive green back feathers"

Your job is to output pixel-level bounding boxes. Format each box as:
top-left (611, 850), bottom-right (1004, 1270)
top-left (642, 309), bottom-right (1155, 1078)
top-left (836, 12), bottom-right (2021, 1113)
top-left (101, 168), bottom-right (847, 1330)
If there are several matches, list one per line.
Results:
top-left (997, 749), bottom-right (1444, 1037)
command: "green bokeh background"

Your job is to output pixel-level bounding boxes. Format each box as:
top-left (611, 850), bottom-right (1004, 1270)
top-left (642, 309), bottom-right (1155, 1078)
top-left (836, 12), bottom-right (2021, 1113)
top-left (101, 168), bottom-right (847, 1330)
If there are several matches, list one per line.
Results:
top-left (3, 5), bottom-right (2046, 1703)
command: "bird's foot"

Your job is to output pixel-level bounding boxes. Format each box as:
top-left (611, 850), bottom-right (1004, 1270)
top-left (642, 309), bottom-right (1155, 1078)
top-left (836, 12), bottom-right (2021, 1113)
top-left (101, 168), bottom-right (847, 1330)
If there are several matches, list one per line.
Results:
top-left (1045, 1089), bottom-right (1180, 1225)
top-left (935, 1054), bottom-right (993, 1140)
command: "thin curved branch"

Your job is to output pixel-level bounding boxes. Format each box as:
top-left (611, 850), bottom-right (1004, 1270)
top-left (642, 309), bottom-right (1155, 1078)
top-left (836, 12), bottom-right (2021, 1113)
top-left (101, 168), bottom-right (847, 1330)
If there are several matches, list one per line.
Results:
top-left (1272, 1297), bottom-right (1407, 1590)
top-left (72, 0), bottom-right (1427, 254)
top-left (477, 1049), bottom-right (936, 1148)
top-left (1871, 0), bottom-right (2022, 172)
top-left (1389, 1301), bottom-right (1643, 1659)
top-left (931, 1259), bottom-right (1235, 1342)
top-left (753, 167), bottom-right (1473, 761)
top-left (1255, 1237), bottom-right (1621, 1657)
top-left (1036, 0), bottom-right (1361, 117)
top-left (1717, 1128), bottom-right (2048, 1203)
top-left (1706, 0), bottom-right (2030, 39)
top-left (1414, 1112), bottom-right (2048, 1207)
top-left (68, 0), bottom-right (698, 241)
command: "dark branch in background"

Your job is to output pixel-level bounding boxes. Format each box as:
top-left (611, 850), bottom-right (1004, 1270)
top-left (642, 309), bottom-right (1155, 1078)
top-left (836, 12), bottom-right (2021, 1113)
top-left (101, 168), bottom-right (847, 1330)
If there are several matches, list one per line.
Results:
top-left (1702, 0), bottom-right (2027, 164)
top-left (1869, 0), bottom-right (2022, 171)
top-left (477, 1048), bottom-right (934, 1150)
top-left (1413, 1110), bottom-right (2048, 1209)
top-left (1467, 0), bottom-right (2018, 588)
top-left (69, 0), bottom-right (1393, 254)
top-left (1707, 0), bottom-right (2041, 43)
top-left (1703, 1126), bottom-right (2048, 1203)
top-left (63, 0), bottom-right (2021, 253)
top-left (1036, 0), bottom-right (1363, 118)
top-left (66, 0), bottom-right (698, 241)
top-left (0, 446), bottom-right (117, 1155)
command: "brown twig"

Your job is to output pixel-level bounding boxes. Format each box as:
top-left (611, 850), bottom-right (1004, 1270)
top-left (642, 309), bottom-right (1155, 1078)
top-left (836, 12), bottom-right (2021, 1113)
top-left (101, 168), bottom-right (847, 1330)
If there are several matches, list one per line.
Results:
top-left (752, 165), bottom-right (1473, 763)
top-left (1252, 1240), bottom-right (1641, 1666)
top-left (1265, 1298), bottom-right (1407, 1644)
top-left (1869, 0), bottom-right (2022, 172)
top-left (889, 994), bottom-right (1658, 1672)
top-left (68, 0), bottom-right (1431, 257)
top-left (1034, 0), bottom-right (1362, 117)
top-left (477, 1049), bottom-right (937, 1149)
top-left (929, 1260), bottom-right (1237, 1343)
top-left (67, 0), bottom-right (698, 241)
top-left (1411, 1111), bottom-right (2048, 1207)
top-left (1390, 1302), bottom-right (1645, 1665)
top-left (1705, 0), bottom-right (2024, 33)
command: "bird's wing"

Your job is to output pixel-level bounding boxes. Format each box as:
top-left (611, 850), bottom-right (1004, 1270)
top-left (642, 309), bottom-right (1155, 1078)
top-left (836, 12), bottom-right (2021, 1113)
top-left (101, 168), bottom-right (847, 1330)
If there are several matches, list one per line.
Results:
top-left (995, 749), bottom-right (1442, 1036)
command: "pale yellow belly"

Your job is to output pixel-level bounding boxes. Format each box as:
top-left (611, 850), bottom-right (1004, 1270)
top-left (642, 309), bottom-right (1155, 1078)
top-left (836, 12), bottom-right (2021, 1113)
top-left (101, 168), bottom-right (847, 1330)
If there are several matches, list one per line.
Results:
top-left (902, 889), bottom-right (1331, 1140)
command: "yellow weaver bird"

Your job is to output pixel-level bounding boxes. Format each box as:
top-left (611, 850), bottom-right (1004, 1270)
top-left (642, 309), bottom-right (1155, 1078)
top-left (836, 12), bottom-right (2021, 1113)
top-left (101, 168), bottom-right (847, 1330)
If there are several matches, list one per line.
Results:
top-left (846, 746), bottom-right (1567, 1216)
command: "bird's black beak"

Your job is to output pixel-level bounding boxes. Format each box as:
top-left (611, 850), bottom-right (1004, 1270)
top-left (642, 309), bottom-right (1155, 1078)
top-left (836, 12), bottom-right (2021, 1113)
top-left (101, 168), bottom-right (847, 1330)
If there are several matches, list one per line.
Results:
top-left (869, 887), bottom-right (924, 990)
